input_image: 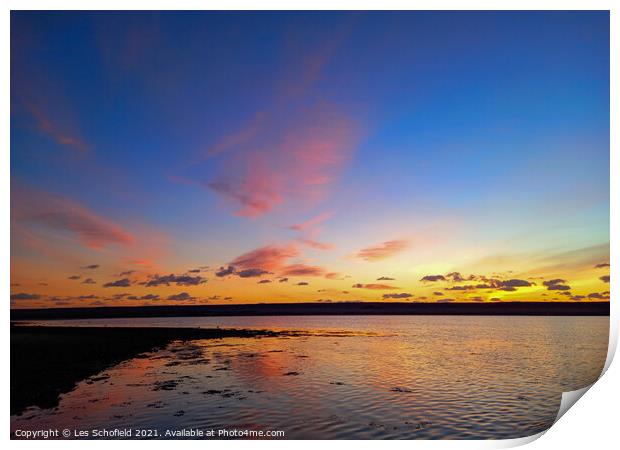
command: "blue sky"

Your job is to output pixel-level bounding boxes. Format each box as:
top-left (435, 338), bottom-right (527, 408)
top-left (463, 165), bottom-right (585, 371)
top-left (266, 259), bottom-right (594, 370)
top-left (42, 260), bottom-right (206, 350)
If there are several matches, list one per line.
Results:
top-left (10, 11), bottom-right (610, 307)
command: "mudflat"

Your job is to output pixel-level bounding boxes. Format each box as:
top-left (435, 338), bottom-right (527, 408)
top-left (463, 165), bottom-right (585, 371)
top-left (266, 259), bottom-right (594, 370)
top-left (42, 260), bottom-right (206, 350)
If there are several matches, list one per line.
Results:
top-left (10, 325), bottom-right (282, 415)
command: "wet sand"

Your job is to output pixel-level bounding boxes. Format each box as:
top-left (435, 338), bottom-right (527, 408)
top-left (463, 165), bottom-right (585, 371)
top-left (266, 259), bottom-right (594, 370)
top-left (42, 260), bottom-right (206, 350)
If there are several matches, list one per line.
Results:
top-left (10, 325), bottom-right (283, 415)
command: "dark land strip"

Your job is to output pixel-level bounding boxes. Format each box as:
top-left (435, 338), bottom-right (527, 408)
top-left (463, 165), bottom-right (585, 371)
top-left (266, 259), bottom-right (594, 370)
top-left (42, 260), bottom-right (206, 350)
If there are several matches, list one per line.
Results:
top-left (10, 326), bottom-right (283, 416)
top-left (11, 301), bottom-right (610, 321)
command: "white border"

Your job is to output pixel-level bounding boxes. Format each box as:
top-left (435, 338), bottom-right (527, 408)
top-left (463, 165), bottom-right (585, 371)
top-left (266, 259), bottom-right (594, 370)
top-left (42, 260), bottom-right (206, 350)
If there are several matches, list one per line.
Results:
top-left (3, 2), bottom-right (617, 449)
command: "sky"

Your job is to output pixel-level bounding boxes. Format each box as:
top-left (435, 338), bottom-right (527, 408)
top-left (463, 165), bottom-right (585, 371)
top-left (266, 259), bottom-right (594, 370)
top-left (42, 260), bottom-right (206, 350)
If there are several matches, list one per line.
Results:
top-left (10, 11), bottom-right (610, 308)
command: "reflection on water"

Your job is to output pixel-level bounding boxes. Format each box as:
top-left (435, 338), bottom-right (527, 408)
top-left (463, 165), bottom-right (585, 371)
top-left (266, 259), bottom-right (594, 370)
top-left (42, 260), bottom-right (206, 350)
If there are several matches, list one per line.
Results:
top-left (11, 316), bottom-right (609, 439)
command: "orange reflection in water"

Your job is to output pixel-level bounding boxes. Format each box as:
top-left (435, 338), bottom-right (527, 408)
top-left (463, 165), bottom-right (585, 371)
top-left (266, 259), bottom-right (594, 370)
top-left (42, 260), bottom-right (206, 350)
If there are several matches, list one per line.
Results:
top-left (11, 316), bottom-right (609, 439)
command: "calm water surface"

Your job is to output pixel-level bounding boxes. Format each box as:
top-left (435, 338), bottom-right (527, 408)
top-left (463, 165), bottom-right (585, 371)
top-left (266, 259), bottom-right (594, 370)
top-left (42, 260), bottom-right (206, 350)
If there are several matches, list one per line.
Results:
top-left (11, 316), bottom-right (609, 439)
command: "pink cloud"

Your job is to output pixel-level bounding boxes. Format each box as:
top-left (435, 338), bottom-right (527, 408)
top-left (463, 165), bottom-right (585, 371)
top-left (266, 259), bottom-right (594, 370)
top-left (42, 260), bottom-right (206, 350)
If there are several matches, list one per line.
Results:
top-left (230, 244), bottom-right (300, 271)
top-left (289, 211), bottom-right (334, 232)
top-left (325, 272), bottom-right (346, 280)
top-left (180, 23), bottom-right (361, 220)
top-left (12, 186), bottom-right (133, 250)
top-left (208, 152), bottom-right (285, 218)
top-left (122, 258), bottom-right (157, 269)
top-left (207, 101), bottom-right (358, 218)
top-left (13, 40), bottom-right (91, 159)
top-left (228, 243), bottom-right (330, 278)
top-left (298, 238), bottom-right (334, 250)
top-left (23, 102), bottom-right (90, 157)
top-left (290, 211), bottom-right (335, 250)
top-left (11, 225), bottom-right (82, 266)
top-left (206, 111), bottom-right (268, 158)
top-left (356, 240), bottom-right (410, 261)
top-left (281, 264), bottom-right (326, 277)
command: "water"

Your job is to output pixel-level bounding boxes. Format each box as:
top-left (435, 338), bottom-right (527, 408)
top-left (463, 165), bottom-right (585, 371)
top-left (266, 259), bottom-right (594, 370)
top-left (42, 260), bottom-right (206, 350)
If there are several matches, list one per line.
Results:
top-left (11, 316), bottom-right (609, 439)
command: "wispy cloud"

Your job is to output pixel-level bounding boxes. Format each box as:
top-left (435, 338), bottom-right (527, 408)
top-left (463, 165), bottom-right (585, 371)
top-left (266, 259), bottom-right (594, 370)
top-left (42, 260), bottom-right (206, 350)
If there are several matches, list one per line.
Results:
top-left (356, 240), bottom-right (409, 261)
top-left (23, 102), bottom-right (90, 157)
top-left (205, 111), bottom-right (268, 158)
top-left (298, 238), bottom-right (334, 250)
top-left (325, 272), bottom-right (347, 280)
top-left (168, 19), bottom-right (362, 220)
top-left (289, 211), bottom-right (334, 232)
top-left (206, 101), bottom-right (359, 218)
top-left (281, 264), bottom-right (326, 277)
top-left (13, 186), bottom-right (134, 250)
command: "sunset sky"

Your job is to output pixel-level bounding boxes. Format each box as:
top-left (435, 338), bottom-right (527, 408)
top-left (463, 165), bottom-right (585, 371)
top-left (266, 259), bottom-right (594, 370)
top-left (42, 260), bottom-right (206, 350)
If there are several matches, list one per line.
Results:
top-left (10, 11), bottom-right (610, 308)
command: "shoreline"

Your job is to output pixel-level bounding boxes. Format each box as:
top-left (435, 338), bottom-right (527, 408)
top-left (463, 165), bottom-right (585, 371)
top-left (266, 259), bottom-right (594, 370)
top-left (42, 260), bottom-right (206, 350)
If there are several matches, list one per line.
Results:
top-left (10, 325), bottom-right (284, 416)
